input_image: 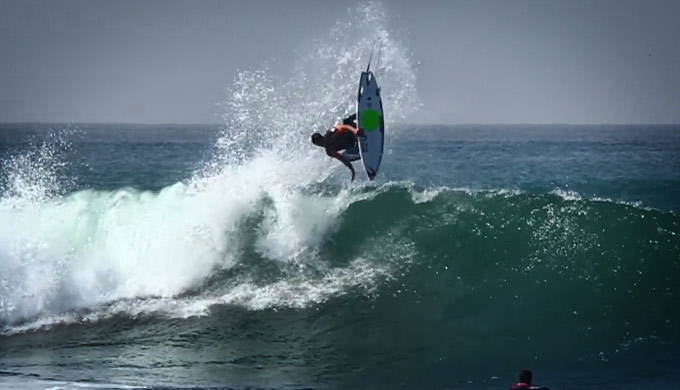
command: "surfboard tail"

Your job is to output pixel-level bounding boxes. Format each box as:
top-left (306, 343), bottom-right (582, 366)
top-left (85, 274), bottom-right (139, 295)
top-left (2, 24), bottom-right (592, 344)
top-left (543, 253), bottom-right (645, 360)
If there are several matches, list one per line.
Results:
top-left (366, 167), bottom-right (377, 180)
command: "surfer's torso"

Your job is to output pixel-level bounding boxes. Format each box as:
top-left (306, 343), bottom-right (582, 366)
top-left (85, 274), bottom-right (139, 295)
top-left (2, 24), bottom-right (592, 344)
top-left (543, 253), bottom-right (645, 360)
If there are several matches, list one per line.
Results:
top-left (324, 125), bottom-right (357, 156)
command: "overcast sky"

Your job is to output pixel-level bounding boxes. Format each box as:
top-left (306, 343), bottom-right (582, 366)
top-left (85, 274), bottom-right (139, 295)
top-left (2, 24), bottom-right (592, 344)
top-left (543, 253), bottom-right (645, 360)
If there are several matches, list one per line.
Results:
top-left (1, 0), bottom-right (679, 124)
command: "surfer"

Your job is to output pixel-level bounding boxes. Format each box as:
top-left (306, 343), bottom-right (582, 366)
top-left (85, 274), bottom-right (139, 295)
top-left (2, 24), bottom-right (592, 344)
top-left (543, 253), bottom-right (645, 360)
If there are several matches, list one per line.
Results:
top-left (311, 114), bottom-right (364, 181)
top-left (509, 370), bottom-right (550, 390)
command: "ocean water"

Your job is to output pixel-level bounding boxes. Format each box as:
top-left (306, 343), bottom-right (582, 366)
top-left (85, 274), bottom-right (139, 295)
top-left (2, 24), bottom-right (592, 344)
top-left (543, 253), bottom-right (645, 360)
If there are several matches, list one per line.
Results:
top-left (2, 122), bottom-right (679, 390)
top-left (2, 3), bottom-right (680, 390)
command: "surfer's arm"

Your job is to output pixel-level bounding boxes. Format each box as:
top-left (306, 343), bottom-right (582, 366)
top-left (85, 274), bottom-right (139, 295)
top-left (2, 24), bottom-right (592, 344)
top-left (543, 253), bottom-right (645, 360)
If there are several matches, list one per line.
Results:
top-left (335, 124), bottom-right (361, 136)
top-left (329, 150), bottom-right (355, 181)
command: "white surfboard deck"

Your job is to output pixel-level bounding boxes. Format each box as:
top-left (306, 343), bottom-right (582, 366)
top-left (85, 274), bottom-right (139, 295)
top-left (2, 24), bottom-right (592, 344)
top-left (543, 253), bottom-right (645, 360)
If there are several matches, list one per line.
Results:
top-left (356, 71), bottom-right (385, 180)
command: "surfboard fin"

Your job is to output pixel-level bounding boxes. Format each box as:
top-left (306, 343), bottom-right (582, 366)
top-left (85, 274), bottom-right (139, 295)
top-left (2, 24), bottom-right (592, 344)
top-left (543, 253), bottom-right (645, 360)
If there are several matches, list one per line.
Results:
top-left (366, 40), bottom-right (377, 72)
top-left (375, 40), bottom-right (384, 75)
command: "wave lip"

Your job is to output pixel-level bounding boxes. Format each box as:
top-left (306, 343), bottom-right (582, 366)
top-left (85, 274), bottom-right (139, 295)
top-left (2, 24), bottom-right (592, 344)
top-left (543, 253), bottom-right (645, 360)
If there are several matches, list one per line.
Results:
top-left (4, 182), bottom-right (679, 333)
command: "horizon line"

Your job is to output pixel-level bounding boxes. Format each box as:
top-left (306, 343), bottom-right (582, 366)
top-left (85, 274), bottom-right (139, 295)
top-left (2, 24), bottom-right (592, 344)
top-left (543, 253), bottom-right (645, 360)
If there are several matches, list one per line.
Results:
top-left (2, 121), bottom-right (680, 127)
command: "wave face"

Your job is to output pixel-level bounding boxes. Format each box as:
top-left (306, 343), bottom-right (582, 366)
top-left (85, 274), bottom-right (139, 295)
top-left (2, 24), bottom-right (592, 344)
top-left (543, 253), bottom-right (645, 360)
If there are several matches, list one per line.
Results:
top-left (291, 186), bottom-right (680, 388)
top-left (338, 187), bottom-right (680, 361)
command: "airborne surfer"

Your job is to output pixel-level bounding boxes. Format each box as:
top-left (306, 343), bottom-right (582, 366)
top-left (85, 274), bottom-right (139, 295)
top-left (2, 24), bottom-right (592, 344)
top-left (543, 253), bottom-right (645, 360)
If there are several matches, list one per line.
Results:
top-left (312, 42), bottom-right (385, 181)
top-left (311, 114), bottom-right (364, 182)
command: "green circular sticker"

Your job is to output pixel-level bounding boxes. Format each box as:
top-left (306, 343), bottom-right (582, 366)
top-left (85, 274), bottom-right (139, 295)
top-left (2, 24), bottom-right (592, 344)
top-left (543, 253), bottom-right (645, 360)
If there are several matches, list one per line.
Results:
top-left (360, 109), bottom-right (382, 131)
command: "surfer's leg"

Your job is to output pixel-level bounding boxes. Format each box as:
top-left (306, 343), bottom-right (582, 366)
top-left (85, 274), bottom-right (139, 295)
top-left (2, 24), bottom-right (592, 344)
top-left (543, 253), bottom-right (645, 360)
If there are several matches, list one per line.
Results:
top-left (340, 150), bottom-right (361, 162)
top-left (342, 113), bottom-right (357, 126)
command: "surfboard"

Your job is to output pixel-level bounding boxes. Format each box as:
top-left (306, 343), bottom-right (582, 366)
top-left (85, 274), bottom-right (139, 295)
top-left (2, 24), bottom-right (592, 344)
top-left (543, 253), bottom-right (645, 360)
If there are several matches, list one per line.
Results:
top-left (356, 70), bottom-right (385, 180)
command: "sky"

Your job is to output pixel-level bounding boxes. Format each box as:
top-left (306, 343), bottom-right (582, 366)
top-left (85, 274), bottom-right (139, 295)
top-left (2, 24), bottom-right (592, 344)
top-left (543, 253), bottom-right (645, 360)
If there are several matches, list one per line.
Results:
top-left (1, 0), bottom-right (679, 124)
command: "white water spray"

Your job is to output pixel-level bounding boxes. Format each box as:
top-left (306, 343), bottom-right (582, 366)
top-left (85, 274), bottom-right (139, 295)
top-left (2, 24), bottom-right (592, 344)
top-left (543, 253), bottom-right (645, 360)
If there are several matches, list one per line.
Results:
top-left (0, 2), bottom-right (419, 330)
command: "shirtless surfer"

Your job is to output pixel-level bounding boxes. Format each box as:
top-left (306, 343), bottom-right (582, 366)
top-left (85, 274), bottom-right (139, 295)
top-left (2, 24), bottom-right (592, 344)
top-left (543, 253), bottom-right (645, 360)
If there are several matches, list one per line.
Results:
top-left (311, 114), bottom-right (363, 181)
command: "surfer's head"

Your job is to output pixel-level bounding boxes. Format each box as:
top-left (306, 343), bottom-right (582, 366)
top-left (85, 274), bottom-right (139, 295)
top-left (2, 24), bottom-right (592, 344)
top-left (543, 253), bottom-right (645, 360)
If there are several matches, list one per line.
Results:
top-left (311, 132), bottom-right (325, 147)
top-left (519, 370), bottom-right (532, 385)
